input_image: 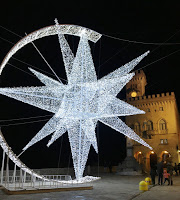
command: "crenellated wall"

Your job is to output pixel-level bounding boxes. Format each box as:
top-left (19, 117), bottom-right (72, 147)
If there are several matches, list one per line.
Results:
top-left (126, 91), bottom-right (178, 134)
top-left (124, 70), bottom-right (180, 173)
top-left (127, 92), bottom-right (175, 102)
top-left (126, 90), bottom-right (180, 172)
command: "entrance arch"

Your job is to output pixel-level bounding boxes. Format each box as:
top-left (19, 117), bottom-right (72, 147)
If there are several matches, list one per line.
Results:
top-left (160, 151), bottom-right (171, 163)
top-left (150, 151), bottom-right (157, 167)
top-left (146, 151), bottom-right (157, 172)
top-left (134, 151), bottom-right (144, 164)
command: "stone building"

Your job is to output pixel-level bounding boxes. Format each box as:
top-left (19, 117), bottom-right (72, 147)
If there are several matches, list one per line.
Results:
top-left (125, 70), bottom-right (180, 172)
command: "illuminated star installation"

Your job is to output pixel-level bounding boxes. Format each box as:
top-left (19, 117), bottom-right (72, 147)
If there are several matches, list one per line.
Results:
top-left (0, 23), bottom-right (152, 180)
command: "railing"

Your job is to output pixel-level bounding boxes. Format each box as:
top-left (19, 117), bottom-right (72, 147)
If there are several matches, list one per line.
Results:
top-left (1, 174), bottom-right (71, 183)
top-left (1, 174), bottom-right (73, 190)
top-left (159, 129), bottom-right (168, 134)
top-left (43, 175), bottom-right (72, 181)
top-left (146, 130), bottom-right (156, 135)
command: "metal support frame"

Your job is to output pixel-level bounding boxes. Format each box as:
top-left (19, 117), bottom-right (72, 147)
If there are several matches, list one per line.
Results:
top-left (13, 164), bottom-right (16, 183)
top-left (5, 150), bottom-right (9, 187)
top-left (1, 150), bottom-right (5, 184)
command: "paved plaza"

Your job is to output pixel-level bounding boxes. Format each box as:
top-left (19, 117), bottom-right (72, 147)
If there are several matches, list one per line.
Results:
top-left (0, 173), bottom-right (180, 200)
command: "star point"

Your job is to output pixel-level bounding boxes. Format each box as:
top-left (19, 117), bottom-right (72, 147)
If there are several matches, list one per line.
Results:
top-left (0, 31), bottom-right (151, 180)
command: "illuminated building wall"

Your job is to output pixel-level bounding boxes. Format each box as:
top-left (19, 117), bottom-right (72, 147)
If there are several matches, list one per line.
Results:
top-left (126, 70), bottom-right (180, 172)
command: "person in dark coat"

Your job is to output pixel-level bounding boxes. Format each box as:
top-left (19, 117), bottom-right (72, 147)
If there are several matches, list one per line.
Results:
top-left (150, 164), bottom-right (157, 185)
top-left (157, 160), bottom-right (164, 185)
top-left (167, 162), bottom-right (174, 185)
top-left (178, 163), bottom-right (180, 174)
top-left (174, 163), bottom-right (178, 176)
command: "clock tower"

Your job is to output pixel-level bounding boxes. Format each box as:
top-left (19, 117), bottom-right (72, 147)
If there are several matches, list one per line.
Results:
top-left (126, 70), bottom-right (147, 99)
top-left (117, 70), bottom-right (147, 175)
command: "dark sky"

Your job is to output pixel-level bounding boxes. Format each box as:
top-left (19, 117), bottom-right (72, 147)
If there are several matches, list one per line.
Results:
top-left (0, 1), bottom-right (180, 169)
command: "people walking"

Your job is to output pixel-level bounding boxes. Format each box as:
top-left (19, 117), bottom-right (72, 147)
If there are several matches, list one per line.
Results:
top-left (150, 164), bottom-right (157, 185)
top-left (167, 162), bottom-right (174, 185)
top-left (178, 163), bottom-right (180, 174)
top-left (174, 163), bottom-right (178, 176)
top-left (163, 169), bottom-right (170, 185)
top-left (157, 160), bottom-right (164, 185)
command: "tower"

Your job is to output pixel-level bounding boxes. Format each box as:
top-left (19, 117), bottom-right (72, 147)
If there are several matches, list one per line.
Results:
top-left (126, 70), bottom-right (147, 99)
top-left (125, 69), bottom-right (180, 172)
top-left (117, 71), bottom-right (147, 175)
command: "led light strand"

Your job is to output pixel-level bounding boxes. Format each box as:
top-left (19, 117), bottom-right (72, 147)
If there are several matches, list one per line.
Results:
top-left (0, 24), bottom-right (152, 180)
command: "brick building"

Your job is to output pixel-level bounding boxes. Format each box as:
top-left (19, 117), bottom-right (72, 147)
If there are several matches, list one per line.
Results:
top-left (125, 70), bottom-right (180, 172)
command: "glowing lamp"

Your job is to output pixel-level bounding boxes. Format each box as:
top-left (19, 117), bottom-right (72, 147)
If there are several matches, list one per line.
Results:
top-left (131, 91), bottom-right (137, 97)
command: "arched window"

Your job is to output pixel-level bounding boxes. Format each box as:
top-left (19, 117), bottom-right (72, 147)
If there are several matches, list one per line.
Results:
top-left (134, 122), bottom-right (140, 132)
top-left (159, 119), bottom-right (167, 130)
top-left (143, 121), bottom-right (147, 130)
top-left (146, 108), bottom-right (150, 112)
top-left (147, 121), bottom-right (153, 131)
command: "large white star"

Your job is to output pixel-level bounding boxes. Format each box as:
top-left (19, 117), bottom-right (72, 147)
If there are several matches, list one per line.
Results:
top-left (0, 30), bottom-right (152, 180)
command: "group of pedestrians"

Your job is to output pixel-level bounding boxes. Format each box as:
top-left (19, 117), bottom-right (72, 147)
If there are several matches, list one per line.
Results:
top-left (150, 160), bottom-right (174, 186)
top-left (174, 162), bottom-right (180, 175)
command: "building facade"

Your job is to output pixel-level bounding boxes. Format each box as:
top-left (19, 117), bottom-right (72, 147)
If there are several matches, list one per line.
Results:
top-left (125, 70), bottom-right (180, 172)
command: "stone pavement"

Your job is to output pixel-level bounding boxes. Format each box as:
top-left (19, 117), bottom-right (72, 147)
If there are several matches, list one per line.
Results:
top-left (0, 173), bottom-right (180, 200)
top-left (133, 175), bottom-right (180, 200)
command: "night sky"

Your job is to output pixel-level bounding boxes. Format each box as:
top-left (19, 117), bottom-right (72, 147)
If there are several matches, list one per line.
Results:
top-left (0, 1), bottom-right (180, 170)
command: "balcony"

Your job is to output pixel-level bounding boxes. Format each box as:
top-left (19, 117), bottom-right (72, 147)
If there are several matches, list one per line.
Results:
top-left (146, 130), bottom-right (156, 135)
top-left (141, 130), bottom-right (155, 139)
top-left (158, 129), bottom-right (168, 134)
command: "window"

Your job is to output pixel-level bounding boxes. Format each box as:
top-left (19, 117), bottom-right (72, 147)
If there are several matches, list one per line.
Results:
top-left (159, 119), bottom-right (167, 130)
top-left (130, 124), bottom-right (134, 129)
top-left (142, 131), bottom-right (147, 139)
top-left (146, 108), bottom-right (150, 112)
top-left (160, 139), bottom-right (168, 144)
top-left (134, 122), bottom-right (140, 132)
top-left (132, 84), bottom-right (137, 89)
top-left (143, 121), bottom-right (147, 130)
top-left (159, 107), bottom-right (164, 111)
top-left (164, 139), bottom-right (168, 144)
top-left (147, 121), bottom-right (153, 131)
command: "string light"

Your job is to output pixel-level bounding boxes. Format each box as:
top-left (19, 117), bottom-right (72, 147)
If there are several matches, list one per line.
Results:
top-left (0, 22), bottom-right (152, 181)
